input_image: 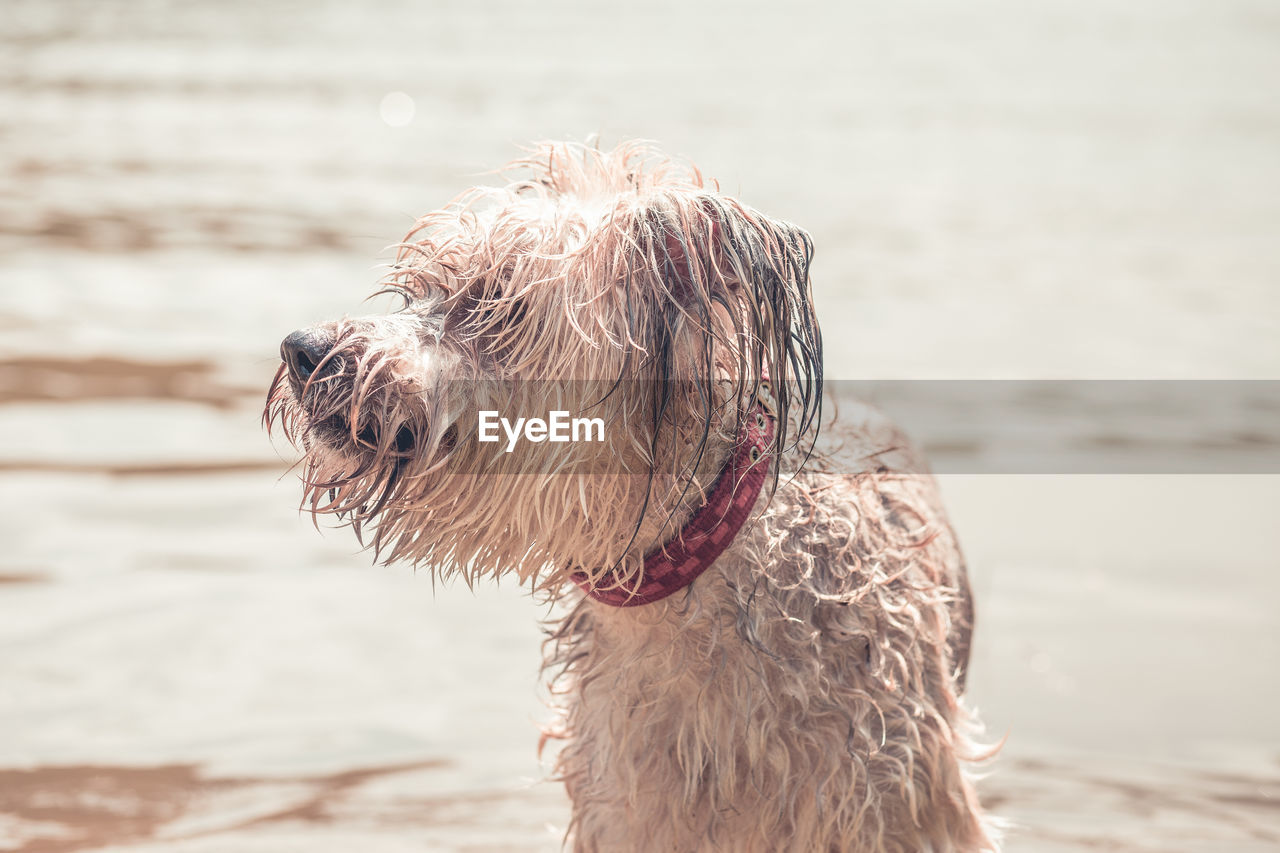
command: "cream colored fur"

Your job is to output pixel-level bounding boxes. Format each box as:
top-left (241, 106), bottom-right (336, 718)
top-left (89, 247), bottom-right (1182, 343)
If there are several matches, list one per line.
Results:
top-left (267, 141), bottom-right (999, 851)
top-left (544, 405), bottom-right (997, 851)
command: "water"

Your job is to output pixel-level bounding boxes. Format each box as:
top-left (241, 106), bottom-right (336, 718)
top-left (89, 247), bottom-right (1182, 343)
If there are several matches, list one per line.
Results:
top-left (2, 1), bottom-right (1278, 849)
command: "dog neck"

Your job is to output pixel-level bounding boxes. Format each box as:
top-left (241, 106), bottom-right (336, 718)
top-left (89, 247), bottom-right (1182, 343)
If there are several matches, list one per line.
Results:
top-left (571, 386), bottom-right (777, 607)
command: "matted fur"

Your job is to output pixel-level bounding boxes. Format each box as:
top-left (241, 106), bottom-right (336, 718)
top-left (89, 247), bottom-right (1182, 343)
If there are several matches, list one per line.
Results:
top-left (544, 413), bottom-right (997, 851)
top-left (265, 141), bottom-right (999, 850)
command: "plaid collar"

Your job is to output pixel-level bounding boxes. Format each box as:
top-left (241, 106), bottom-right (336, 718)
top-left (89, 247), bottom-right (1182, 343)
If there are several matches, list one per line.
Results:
top-left (572, 386), bottom-right (776, 607)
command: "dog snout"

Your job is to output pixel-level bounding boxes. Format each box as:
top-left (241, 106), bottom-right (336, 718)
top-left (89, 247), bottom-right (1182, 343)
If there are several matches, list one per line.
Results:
top-left (280, 328), bottom-right (336, 391)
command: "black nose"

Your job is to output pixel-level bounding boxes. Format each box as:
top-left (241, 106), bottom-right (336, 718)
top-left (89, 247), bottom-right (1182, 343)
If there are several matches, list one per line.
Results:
top-left (280, 328), bottom-right (336, 388)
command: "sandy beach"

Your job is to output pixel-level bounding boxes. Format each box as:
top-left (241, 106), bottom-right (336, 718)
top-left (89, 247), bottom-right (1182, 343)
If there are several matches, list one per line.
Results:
top-left (2, 1), bottom-right (1278, 850)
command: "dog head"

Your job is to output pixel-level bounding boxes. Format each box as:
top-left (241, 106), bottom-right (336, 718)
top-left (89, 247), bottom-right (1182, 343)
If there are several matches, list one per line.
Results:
top-left (265, 141), bottom-right (822, 590)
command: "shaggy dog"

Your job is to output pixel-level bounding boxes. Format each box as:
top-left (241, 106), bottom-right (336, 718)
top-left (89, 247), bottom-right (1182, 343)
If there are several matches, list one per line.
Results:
top-left (266, 141), bottom-right (998, 851)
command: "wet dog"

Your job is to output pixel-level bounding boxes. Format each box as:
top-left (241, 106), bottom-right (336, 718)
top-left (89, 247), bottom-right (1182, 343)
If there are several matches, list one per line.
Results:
top-left (266, 141), bottom-right (998, 851)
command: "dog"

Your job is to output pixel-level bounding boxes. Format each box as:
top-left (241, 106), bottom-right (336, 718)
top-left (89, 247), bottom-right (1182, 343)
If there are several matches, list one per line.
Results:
top-left (266, 141), bottom-right (998, 851)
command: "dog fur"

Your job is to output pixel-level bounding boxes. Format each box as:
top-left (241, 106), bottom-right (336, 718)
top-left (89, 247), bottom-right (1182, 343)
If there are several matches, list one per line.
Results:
top-left (266, 141), bottom-right (998, 851)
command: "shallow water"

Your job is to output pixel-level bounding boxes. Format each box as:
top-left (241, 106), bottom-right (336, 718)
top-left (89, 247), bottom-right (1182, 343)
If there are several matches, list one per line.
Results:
top-left (2, 1), bottom-right (1278, 850)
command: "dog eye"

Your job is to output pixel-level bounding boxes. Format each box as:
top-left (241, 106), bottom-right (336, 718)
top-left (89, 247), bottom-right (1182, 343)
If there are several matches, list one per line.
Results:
top-left (461, 295), bottom-right (527, 332)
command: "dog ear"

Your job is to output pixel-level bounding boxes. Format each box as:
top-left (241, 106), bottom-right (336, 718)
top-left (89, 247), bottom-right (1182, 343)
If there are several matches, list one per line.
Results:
top-left (629, 193), bottom-right (824, 455)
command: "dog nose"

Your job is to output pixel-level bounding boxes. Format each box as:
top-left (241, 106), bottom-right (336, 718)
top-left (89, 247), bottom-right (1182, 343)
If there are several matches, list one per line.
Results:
top-left (280, 328), bottom-right (335, 386)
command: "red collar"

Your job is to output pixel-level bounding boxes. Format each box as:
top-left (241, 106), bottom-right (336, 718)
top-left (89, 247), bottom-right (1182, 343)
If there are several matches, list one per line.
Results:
top-left (572, 388), bottom-right (777, 607)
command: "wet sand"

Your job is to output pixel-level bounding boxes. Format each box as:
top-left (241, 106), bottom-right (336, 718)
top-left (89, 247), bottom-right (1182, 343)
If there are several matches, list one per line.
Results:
top-left (2, 1), bottom-right (1279, 850)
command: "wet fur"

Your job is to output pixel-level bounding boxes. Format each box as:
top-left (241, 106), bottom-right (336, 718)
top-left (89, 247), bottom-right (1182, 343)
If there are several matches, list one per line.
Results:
top-left (265, 141), bottom-right (999, 850)
top-left (545, 416), bottom-right (994, 851)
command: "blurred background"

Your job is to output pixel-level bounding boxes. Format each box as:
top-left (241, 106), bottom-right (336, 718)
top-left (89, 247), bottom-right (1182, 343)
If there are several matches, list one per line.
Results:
top-left (1, 1), bottom-right (1277, 850)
